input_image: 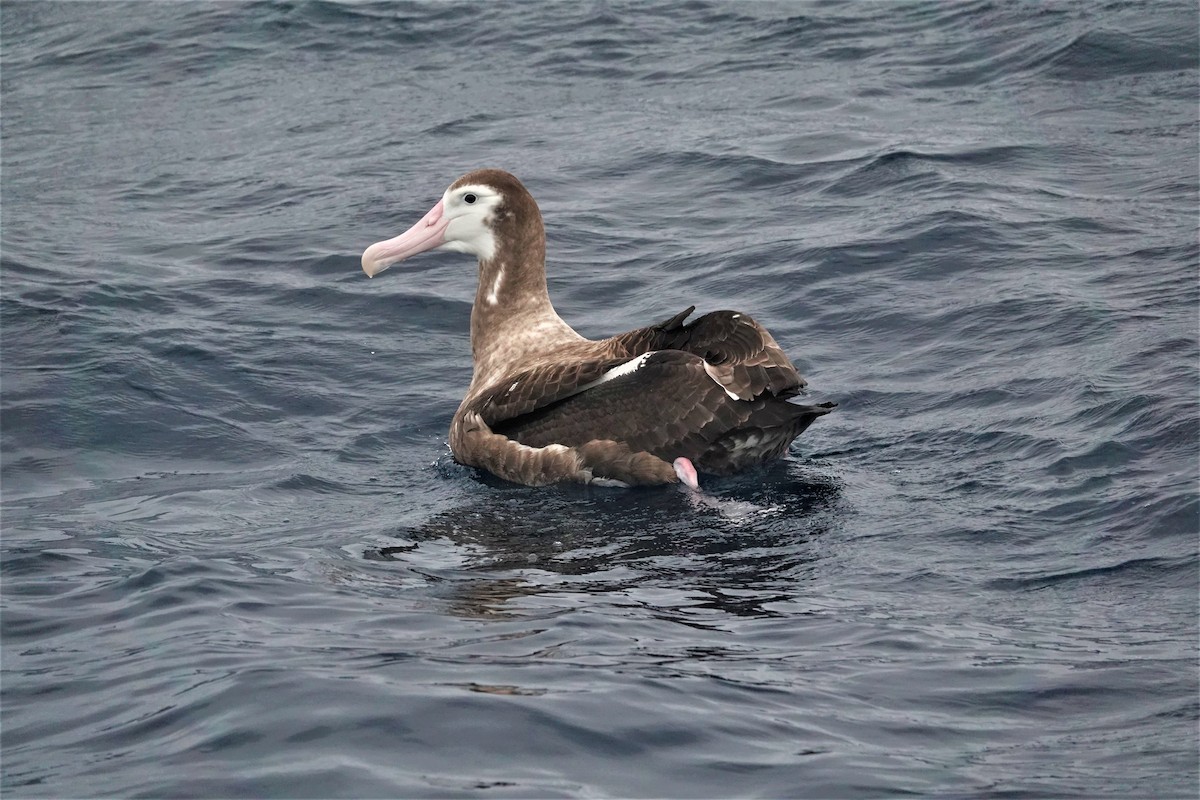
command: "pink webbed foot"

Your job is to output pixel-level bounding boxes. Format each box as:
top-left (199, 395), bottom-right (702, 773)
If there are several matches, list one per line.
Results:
top-left (673, 457), bottom-right (700, 491)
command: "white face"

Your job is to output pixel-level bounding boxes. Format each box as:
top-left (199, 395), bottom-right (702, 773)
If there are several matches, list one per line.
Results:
top-left (438, 183), bottom-right (500, 262)
top-left (361, 180), bottom-right (504, 277)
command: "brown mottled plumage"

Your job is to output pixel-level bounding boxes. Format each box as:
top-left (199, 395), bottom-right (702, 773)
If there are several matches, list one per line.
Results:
top-left (361, 168), bottom-right (835, 488)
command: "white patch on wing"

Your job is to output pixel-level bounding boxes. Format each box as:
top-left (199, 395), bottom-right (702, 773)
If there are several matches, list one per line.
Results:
top-left (566, 352), bottom-right (655, 398)
top-left (728, 431), bottom-right (764, 453)
top-left (704, 361), bottom-right (744, 400)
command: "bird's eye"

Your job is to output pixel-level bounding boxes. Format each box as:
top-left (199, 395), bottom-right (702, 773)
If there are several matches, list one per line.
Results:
top-left (463, 193), bottom-right (478, 205)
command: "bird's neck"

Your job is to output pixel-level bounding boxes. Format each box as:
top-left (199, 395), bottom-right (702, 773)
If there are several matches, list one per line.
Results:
top-left (468, 253), bottom-right (583, 390)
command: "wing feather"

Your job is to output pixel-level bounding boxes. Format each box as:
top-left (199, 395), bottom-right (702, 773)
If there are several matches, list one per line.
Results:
top-left (455, 306), bottom-right (830, 481)
top-left (493, 350), bottom-right (769, 462)
top-left (607, 307), bottom-right (806, 400)
top-left (471, 357), bottom-right (630, 426)
top-left (471, 306), bottom-right (805, 428)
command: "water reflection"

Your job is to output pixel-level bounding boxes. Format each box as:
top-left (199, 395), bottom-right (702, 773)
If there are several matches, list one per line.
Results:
top-left (363, 461), bottom-right (843, 619)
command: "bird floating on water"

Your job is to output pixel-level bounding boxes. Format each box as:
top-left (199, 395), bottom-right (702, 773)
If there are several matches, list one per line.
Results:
top-left (361, 169), bottom-right (835, 489)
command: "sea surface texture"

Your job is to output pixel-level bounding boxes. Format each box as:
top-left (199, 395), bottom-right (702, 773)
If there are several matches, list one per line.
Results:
top-left (2, 2), bottom-right (1197, 797)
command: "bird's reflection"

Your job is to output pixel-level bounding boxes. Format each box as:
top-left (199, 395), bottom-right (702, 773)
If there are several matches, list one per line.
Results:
top-left (364, 459), bottom-right (843, 619)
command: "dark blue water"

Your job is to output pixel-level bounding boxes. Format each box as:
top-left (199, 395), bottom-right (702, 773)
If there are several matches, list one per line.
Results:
top-left (3, 1), bottom-right (1197, 797)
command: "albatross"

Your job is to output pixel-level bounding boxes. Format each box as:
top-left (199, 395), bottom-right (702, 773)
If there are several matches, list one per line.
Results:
top-left (361, 169), bottom-right (835, 489)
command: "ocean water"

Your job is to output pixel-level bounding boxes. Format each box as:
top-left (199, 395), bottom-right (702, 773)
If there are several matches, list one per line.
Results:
top-left (2, 1), bottom-right (1197, 797)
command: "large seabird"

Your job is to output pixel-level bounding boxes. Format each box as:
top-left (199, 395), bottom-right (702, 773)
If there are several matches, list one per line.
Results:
top-left (361, 169), bottom-right (834, 489)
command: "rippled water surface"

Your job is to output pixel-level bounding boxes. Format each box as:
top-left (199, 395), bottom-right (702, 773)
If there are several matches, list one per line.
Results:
top-left (3, 1), bottom-right (1198, 797)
